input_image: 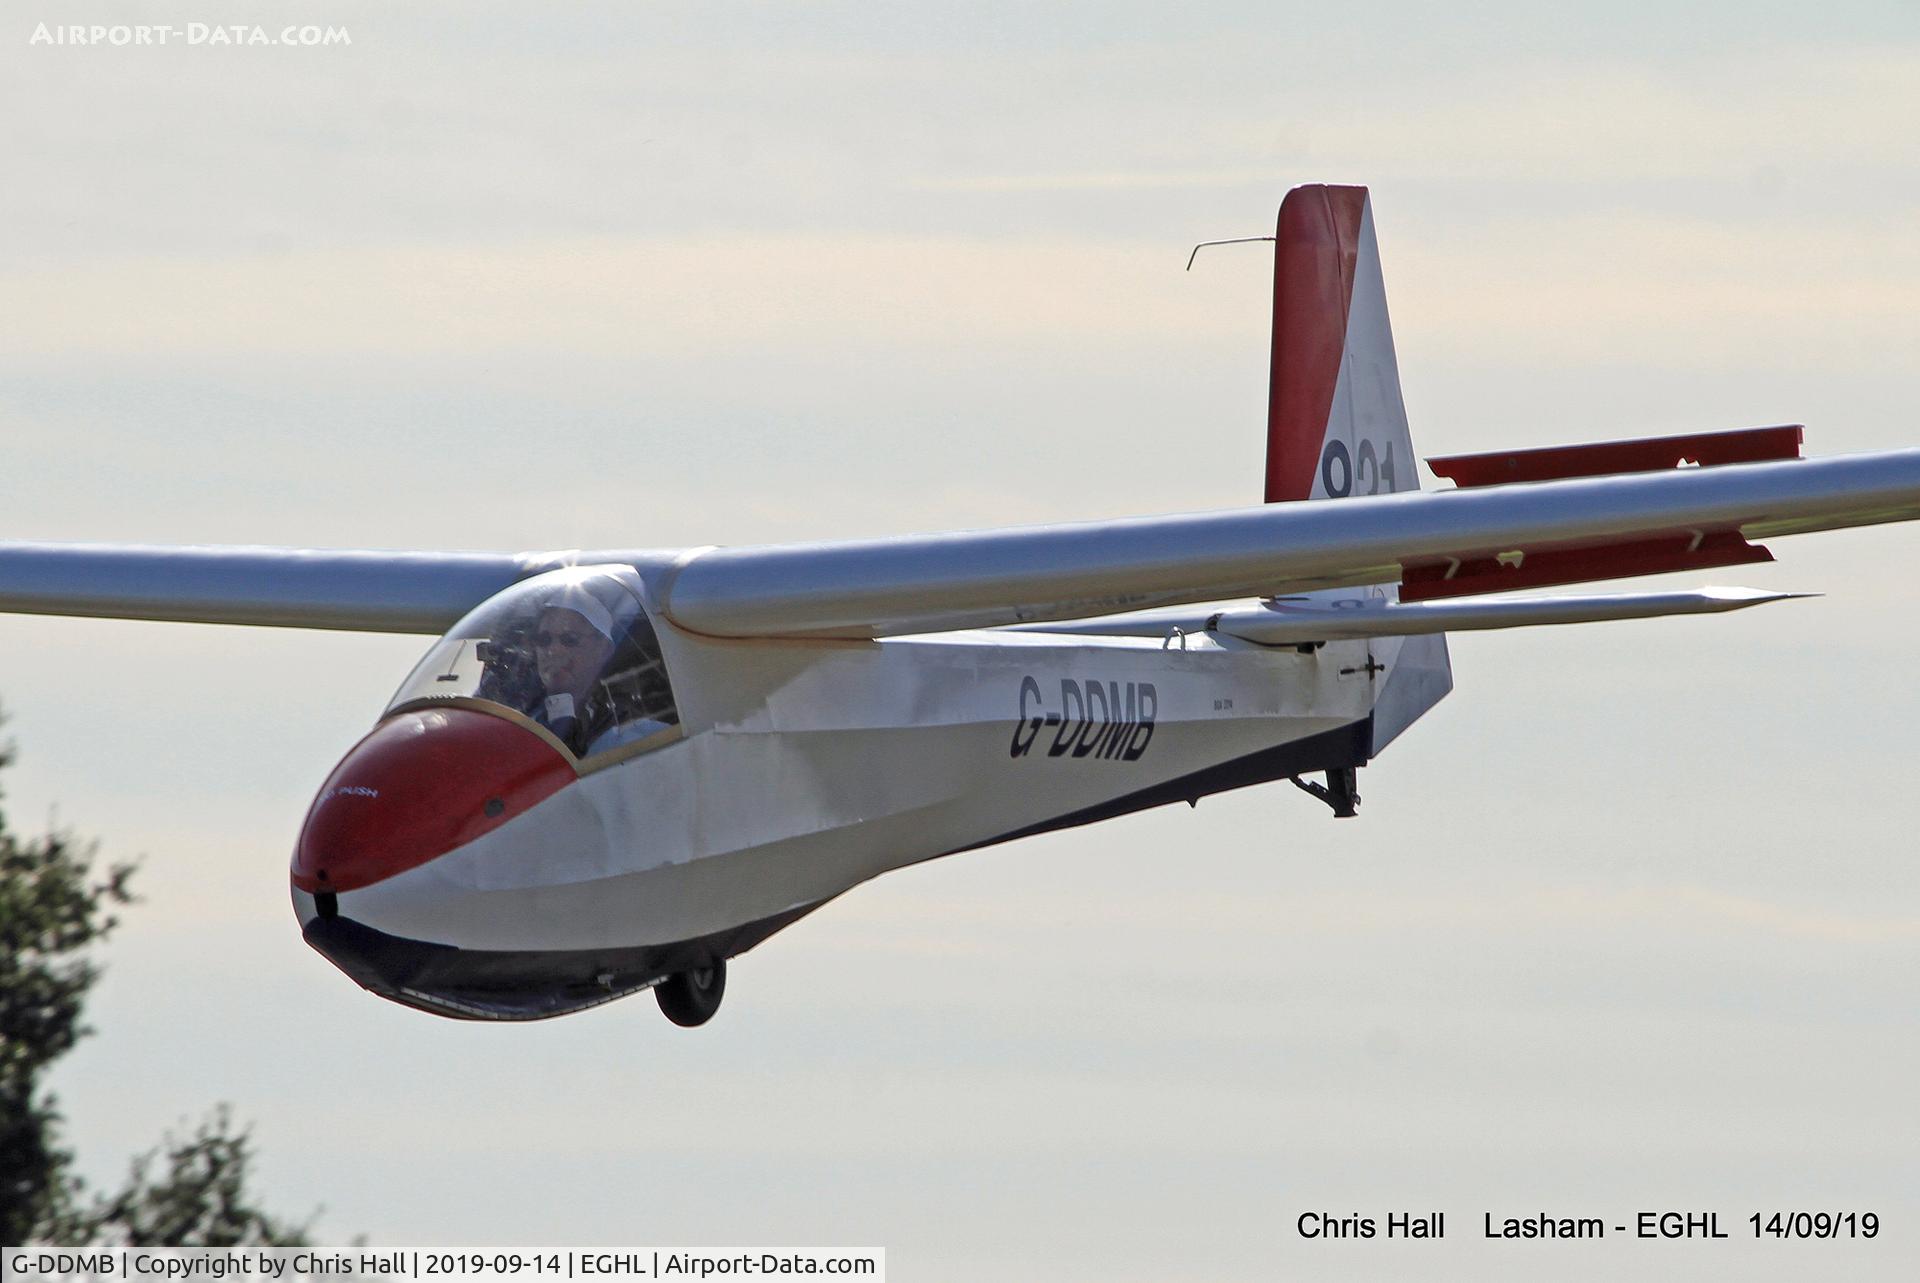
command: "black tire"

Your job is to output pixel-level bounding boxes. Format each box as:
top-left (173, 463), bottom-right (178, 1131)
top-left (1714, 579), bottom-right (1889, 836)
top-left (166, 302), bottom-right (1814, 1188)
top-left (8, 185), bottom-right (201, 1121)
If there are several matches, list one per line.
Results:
top-left (656, 958), bottom-right (727, 1027)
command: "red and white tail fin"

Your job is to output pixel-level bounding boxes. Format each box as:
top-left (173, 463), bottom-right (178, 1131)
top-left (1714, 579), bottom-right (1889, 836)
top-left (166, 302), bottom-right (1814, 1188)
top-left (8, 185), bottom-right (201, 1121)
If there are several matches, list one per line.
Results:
top-left (1264, 185), bottom-right (1449, 753)
top-left (1265, 184), bottom-right (1418, 504)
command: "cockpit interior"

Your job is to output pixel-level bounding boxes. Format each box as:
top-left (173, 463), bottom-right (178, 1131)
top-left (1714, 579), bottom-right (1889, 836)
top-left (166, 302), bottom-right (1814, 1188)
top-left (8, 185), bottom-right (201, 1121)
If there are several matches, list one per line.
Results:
top-left (386, 565), bottom-right (681, 763)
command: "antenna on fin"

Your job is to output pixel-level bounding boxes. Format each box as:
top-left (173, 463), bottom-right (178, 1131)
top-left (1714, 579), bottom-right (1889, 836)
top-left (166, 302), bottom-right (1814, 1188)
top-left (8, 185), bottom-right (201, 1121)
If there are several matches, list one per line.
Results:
top-left (1185, 236), bottom-right (1275, 271)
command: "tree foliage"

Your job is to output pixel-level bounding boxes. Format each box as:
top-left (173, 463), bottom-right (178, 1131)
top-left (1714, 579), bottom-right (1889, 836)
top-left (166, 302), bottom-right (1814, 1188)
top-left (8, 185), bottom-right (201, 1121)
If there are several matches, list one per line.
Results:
top-left (0, 728), bottom-right (131, 1243)
top-left (0, 716), bottom-right (310, 1245)
top-left (52, 1108), bottom-right (311, 1246)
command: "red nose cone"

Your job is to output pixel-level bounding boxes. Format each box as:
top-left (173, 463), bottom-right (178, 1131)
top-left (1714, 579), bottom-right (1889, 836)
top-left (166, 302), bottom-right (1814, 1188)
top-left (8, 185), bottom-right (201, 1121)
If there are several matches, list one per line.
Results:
top-left (292, 708), bottom-right (574, 893)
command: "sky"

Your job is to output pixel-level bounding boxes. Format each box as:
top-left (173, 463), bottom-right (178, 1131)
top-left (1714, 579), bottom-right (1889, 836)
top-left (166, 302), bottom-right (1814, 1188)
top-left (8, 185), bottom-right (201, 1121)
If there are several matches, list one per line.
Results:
top-left (4, 2), bottom-right (1919, 1278)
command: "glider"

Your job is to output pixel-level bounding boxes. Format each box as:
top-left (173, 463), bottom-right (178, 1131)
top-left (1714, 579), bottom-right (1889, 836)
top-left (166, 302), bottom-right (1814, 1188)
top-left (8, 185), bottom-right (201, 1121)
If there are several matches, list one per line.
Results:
top-left (5, 184), bottom-right (1917, 1024)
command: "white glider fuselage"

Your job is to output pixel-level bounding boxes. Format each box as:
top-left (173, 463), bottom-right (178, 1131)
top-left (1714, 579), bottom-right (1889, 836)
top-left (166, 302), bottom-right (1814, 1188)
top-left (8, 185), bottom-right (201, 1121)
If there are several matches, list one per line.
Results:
top-left (292, 600), bottom-right (1437, 1020)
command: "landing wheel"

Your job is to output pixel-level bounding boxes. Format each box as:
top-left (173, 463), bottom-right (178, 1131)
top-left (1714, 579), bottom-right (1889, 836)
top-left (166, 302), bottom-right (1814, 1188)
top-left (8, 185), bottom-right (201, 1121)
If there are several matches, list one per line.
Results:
top-left (656, 958), bottom-right (727, 1027)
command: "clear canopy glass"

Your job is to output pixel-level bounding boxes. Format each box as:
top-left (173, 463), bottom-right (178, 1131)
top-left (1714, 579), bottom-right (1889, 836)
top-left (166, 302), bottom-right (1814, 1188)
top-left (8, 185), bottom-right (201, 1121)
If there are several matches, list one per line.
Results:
top-left (387, 565), bottom-right (680, 761)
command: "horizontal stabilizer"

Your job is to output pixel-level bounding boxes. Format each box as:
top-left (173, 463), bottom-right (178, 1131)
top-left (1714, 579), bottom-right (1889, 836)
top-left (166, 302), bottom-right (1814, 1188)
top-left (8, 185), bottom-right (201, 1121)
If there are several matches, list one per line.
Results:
top-left (1429, 425), bottom-right (1805, 488)
top-left (1213, 587), bottom-right (1806, 645)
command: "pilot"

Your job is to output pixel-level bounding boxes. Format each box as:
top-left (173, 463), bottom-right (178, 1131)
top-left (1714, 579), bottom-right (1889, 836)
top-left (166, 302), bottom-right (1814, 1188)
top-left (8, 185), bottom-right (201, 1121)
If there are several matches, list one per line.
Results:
top-left (532, 588), bottom-right (618, 750)
top-left (530, 580), bottom-right (674, 755)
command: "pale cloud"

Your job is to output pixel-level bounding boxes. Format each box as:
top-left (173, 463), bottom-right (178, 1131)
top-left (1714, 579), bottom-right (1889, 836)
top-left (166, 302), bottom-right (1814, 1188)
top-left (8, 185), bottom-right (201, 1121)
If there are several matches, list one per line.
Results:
top-left (1393, 212), bottom-right (1920, 370)
top-left (827, 882), bottom-right (1920, 948)
top-left (1299, 45), bottom-right (1920, 182)
top-left (0, 236), bottom-right (1257, 361)
top-left (889, 43), bottom-right (1920, 199)
top-left (7, 207), bottom-right (1917, 377)
top-left (914, 168), bottom-right (1282, 192)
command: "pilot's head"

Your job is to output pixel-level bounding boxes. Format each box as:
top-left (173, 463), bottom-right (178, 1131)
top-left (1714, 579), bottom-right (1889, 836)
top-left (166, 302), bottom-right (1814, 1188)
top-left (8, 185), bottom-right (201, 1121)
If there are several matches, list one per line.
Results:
top-left (534, 596), bottom-right (616, 705)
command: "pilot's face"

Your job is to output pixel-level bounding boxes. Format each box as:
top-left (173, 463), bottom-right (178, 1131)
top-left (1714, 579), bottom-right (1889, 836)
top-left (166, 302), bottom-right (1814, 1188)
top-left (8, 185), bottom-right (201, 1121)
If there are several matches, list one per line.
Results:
top-left (534, 606), bottom-right (614, 702)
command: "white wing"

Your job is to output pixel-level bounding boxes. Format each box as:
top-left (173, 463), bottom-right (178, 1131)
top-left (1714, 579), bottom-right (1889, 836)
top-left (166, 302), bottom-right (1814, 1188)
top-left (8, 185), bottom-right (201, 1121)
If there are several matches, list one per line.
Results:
top-left (656, 449), bottom-right (1920, 638)
top-left (2, 448), bottom-right (1919, 638)
top-left (0, 545), bottom-right (570, 633)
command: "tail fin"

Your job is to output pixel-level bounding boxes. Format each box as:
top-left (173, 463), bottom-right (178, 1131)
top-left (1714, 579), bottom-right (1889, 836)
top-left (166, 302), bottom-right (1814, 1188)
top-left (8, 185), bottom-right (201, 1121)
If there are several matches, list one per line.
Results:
top-left (1264, 185), bottom-right (1449, 754)
top-left (1265, 184), bottom-right (1419, 504)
